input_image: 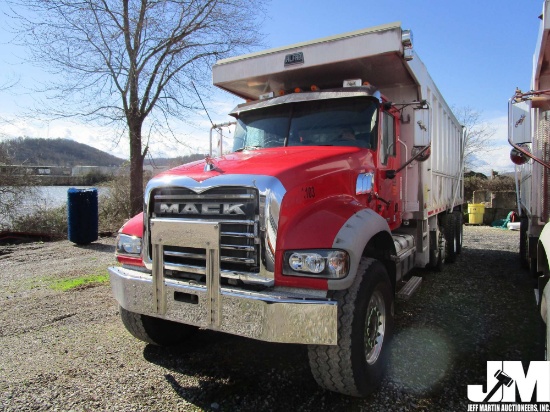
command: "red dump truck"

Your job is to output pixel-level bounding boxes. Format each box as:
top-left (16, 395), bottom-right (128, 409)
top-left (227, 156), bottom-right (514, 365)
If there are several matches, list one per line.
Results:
top-left (508, 0), bottom-right (550, 359)
top-left (109, 22), bottom-right (464, 396)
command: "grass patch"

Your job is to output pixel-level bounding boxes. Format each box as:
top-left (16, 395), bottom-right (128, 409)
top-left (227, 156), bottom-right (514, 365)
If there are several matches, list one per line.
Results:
top-left (50, 273), bottom-right (109, 291)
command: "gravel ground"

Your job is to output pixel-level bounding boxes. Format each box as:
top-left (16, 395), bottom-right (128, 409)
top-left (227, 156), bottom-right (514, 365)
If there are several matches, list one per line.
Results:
top-left (0, 226), bottom-right (545, 411)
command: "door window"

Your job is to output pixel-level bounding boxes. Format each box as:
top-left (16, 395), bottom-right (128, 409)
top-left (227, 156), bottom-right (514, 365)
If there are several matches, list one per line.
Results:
top-left (381, 112), bottom-right (396, 164)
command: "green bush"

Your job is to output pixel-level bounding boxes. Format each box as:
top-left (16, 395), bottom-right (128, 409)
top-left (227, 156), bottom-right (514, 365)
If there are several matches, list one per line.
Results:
top-left (464, 174), bottom-right (515, 203)
top-left (486, 175), bottom-right (515, 192)
top-left (10, 204), bottom-right (68, 238)
top-left (6, 166), bottom-right (144, 238)
top-left (98, 173), bottom-right (134, 233)
top-left (82, 169), bottom-right (112, 185)
top-left (464, 176), bottom-right (485, 202)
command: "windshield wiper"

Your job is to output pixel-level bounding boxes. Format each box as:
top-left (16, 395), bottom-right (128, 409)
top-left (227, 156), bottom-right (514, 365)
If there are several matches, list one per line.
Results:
top-left (235, 145), bottom-right (263, 152)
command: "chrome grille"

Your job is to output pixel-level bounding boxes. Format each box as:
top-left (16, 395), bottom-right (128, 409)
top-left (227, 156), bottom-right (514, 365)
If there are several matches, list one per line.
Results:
top-left (150, 187), bottom-right (260, 278)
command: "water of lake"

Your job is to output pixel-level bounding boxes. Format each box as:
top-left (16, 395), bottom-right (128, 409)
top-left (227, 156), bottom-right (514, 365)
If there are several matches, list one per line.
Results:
top-left (25, 186), bottom-right (109, 209)
top-left (1, 186), bottom-right (109, 226)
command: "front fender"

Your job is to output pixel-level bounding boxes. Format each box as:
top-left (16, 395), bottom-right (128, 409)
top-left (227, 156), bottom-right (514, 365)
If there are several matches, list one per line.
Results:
top-left (118, 213), bottom-right (144, 237)
top-left (538, 223), bottom-right (550, 329)
top-left (538, 223), bottom-right (550, 275)
top-left (278, 195), bottom-right (363, 250)
top-left (275, 195), bottom-right (362, 289)
top-left (276, 199), bottom-right (393, 290)
top-left (328, 208), bottom-right (394, 290)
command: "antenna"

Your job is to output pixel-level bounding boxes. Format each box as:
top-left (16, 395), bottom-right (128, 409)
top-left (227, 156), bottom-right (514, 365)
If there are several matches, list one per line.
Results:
top-left (191, 82), bottom-right (215, 127)
top-left (191, 82), bottom-right (235, 156)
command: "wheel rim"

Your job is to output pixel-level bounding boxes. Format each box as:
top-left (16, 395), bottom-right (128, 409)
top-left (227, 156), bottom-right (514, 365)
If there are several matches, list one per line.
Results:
top-left (364, 289), bottom-right (386, 365)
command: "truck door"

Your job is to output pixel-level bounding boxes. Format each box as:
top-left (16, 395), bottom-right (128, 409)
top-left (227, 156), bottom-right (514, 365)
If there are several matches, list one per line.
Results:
top-left (377, 109), bottom-right (402, 230)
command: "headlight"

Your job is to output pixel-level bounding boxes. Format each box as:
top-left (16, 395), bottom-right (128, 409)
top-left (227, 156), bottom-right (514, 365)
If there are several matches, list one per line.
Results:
top-left (289, 252), bottom-right (325, 273)
top-left (116, 234), bottom-right (142, 256)
top-left (283, 249), bottom-right (349, 279)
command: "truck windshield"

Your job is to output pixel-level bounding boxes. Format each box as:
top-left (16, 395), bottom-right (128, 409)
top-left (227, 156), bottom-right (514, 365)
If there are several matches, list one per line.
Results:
top-left (232, 97), bottom-right (378, 151)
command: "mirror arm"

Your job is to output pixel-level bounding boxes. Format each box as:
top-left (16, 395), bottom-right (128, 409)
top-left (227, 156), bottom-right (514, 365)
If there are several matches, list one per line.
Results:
top-left (508, 140), bottom-right (550, 170)
top-left (508, 95), bottom-right (550, 170)
top-left (385, 144), bottom-right (431, 179)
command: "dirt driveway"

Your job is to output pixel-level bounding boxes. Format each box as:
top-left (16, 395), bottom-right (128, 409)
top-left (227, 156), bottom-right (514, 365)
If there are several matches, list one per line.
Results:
top-left (0, 226), bottom-right (545, 411)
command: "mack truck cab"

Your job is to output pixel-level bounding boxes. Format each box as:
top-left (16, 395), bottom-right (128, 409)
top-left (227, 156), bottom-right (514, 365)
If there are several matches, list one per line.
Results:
top-left (109, 23), bottom-right (464, 396)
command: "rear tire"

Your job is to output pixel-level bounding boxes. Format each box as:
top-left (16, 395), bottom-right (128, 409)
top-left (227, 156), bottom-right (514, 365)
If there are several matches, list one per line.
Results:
top-left (120, 306), bottom-right (197, 346)
top-left (429, 230), bottom-right (446, 271)
top-left (308, 258), bottom-right (394, 397)
top-left (435, 241), bottom-right (445, 271)
top-left (453, 211), bottom-right (463, 255)
top-left (444, 213), bottom-right (457, 263)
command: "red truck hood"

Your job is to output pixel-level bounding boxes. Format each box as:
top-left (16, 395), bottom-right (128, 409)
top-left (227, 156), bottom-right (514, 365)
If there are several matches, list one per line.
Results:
top-left (156, 146), bottom-right (373, 188)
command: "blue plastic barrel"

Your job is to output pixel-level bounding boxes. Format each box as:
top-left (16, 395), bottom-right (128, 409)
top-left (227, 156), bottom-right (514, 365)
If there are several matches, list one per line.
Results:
top-left (67, 188), bottom-right (98, 244)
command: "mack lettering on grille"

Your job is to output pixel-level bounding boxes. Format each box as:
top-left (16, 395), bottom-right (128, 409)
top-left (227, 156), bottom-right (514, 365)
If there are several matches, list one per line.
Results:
top-left (159, 203), bottom-right (246, 215)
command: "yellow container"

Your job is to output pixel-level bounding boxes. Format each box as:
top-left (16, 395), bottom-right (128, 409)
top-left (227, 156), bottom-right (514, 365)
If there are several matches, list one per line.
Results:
top-left (468, 203), bottom-right (485, 224)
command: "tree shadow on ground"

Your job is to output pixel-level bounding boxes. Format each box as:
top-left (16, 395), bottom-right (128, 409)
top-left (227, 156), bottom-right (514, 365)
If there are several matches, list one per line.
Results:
top-left (74, 241), bottom-right (114, 254)
top-left (142, 331), bottom-right (341, 411)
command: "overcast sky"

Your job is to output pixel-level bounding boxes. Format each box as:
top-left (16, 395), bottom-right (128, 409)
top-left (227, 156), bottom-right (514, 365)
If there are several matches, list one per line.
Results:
top-left (0, 0), bottom-right (544, 174)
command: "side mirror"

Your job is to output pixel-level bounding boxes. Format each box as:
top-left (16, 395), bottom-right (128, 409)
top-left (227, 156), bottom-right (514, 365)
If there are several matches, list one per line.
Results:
top-left (510, 145), bottom-right (530, 165)
top-left (509, 101), bottom-right (531, 145)
top-left (412, 146), bottom-right (431, 162)
top-left (385, 144), bottom-right (431, 179)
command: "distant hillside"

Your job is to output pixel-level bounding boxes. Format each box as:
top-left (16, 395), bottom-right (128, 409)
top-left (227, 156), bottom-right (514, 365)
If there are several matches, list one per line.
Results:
top-left (0, 137), bottom-right (126, 167)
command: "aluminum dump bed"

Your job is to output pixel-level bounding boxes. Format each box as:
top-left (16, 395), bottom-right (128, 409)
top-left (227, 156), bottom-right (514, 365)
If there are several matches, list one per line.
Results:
top-left (534, 0), bottom-right (550, 92)
top-left (213, 22), bottom-right (417, 100)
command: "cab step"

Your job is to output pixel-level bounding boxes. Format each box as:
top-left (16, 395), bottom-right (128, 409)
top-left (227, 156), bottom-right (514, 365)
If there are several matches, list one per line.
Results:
top-left (397, 276), bottom-right (422, 300)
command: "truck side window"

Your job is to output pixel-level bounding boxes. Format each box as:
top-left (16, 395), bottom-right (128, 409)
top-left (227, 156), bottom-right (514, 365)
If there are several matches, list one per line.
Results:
top-left (381, 111), bottom-right (396, 164)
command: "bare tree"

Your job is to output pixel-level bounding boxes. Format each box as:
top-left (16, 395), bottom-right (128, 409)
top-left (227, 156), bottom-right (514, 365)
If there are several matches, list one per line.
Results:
top-left (0, 78), bottom-right (34, 229)
top-left (6, 0), bottom-right (266, 215)
top-left (453, 106), bottom-right (497, 170)
top-left (0, 144), bottom-right (38, 230)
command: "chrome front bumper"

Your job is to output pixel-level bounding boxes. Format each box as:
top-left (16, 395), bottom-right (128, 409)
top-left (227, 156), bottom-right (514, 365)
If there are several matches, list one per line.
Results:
top-left (109, 266), bottom-right (338, 345)
top-left (109, 219), bottom-right (338, 345)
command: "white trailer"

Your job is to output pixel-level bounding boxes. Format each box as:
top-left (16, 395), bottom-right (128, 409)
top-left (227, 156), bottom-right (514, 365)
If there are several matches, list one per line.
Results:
top-left (509, 0), bottom-right (550, 358)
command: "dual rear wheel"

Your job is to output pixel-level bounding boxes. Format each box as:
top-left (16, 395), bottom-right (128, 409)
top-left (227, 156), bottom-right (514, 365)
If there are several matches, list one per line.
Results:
top-left (442, 211), bottom-right (463, 265)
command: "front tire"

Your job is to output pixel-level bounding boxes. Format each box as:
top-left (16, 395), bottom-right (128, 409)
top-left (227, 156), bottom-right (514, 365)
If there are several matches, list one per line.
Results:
top-left (308, 258), bottom-right (394, 397)
top-left (520, 215), bottom-right (529, 269)
top-left (120, 306), bottom-right (197, 346)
